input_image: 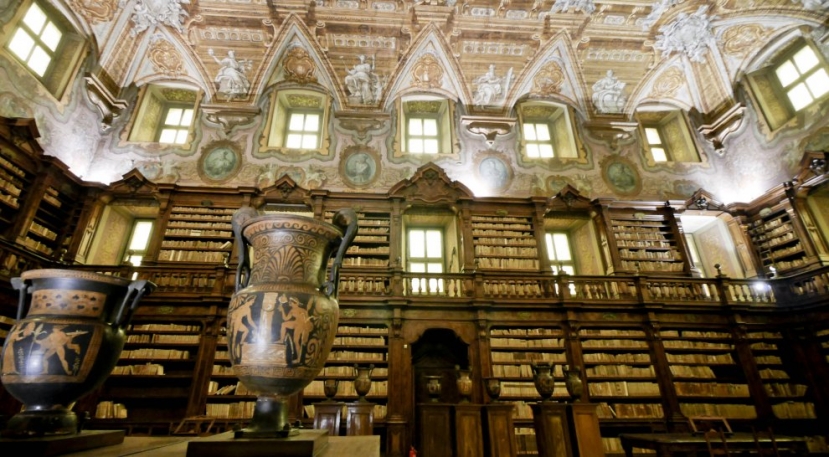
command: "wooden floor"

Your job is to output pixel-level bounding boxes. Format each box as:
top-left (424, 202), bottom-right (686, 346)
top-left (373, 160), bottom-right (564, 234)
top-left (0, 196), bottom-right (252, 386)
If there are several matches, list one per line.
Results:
top-left (63, 434), bottom-right (380, 457)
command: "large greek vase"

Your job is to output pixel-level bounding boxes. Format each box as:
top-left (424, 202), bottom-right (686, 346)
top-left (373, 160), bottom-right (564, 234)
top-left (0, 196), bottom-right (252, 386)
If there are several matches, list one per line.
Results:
top-left (228, 207), bottom-right (357, 438)
top-left (0, 269), bottom-right (155, 436)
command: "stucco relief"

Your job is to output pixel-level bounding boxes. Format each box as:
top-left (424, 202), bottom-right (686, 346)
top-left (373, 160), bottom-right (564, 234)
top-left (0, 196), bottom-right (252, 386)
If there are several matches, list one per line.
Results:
top-left (650, 66), bottom-right (684, 98)
top-left (121, 0), bottom-right (190, 36)
top-left (722, 25), bottom-right (771, 56)
top-left (653, 6), bottom-right (716, 63)
top-left (531, 61), bottom-right (565, 96)
top-left (148, 37), bottom-right (185, 77)
top-left (69, 0), bottom-right (118, 24)
top-left (411, 53), bottom-right (444, 90)
top-left (282, 45), bottom-right (317, 85)
top-left (550, 0), bottom-right (596, 15)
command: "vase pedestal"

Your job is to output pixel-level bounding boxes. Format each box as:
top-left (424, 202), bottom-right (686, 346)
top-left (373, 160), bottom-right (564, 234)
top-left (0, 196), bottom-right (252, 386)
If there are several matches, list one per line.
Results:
top-left (417, 403), bottom-right (453, 457)
top-left (484, 403), bottom-right (518, 457)
top-left (345, 402), bottom-right (374, 436)
top-left (455, 403), bottom-right (484, 457)
top-left (530, 402), bottom-right (605, 457)
top-left (0, 429), bottom-right (125, 457)
top-left (186, 429), bottom-right (329, 457)
top-left (314, 402), bottom-right (345, 436)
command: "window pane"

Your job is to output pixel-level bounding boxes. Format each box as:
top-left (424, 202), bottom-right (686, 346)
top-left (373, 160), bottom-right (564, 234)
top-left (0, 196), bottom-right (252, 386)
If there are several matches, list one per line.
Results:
top-left (159, 129), bottom-right (178, 144)
top-left (561, 265), bottom-right (575, 275)
top-left (793, 46), bottom-right (819, 74)
top-left (128, 255), bottom-right (143, 267)
top-left (129, 221), bottom-right (154, 250)
top-left (180, 109), bottom-right (194, 127)
top-left (41, 22), bottom-right (62, 51)
top-left (423, 119), bottom-right (438, 136)
top-left (787, 83), bottom-right (814, 111)
top-left (651, 147), bottom-right (668, 162)
top-left (526, 144), bottom-right (539, 158)
top-left (165, 108), bottom-right (183, 126)
top-left (545, 234), bottom-right (555, 260)
top-left (409, 138), bottom-right (423, 154)
top-left (289, 113), bottom-right (305, 131)
top-left (425, 230), bottom-right (442, 258)
top-left (553, 234), bottom-right (571, 261)
top-left (424, 139), bottom-right (439, 154)
top-left (301, 134), bottom-right (317, 149)
top-left (23, 4), bottom-right (47, 34)
top-left (523, 123), bottom-right (537, 140)
top-left (535, 124), bottom-right (551, 141)
top-left (27, 45), bottom-right (50, 76)
top-left (8, 29), bottom-right (35, 61)
top-left (304, 114), bottom-right (320, 131)
top-left (175, 129), bottom-right (188, 144)
top-left (775, 61), bottom-right (799, 87)
top-left (427, 263), bottom-right (443, 273)
top-left (806, 68), bottom-right (829, 98)
top-left (645, 128), bottom-right (662, 145)
top-left (409, 230), bottom-right (425, 257)
top-left (286, 133), bottom-right (303, 148)
top-left (539, 144), bottom-right (554, 158)
top-left (409, 262), bottom-right (425, 273)
top-left (408, 118), bottom-right (422, 135)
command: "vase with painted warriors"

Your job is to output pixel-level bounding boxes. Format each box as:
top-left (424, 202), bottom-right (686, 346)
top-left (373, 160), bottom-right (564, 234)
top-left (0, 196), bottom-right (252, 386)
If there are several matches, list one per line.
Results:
top-left (456, 365), bottom-right (473, 403)
top-left (0, 269), bottom-right (154, 436)
top-left (531, 362), bottom-right (555, 402)
top-left (353, 364), bottom-right (374, 401)
top-left (227, 207), bottom-right (357, 438)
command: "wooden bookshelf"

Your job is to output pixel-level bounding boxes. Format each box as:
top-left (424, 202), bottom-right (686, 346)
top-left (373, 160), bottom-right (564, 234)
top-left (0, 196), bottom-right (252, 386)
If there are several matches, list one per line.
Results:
top-left (325, 210), bottom-right (391, 268)
top-left (471, 215), bottom-right (539, 271)
top-left (0, 152), bottom-right (30, 234)
top-left (157, 206), bottom-right (235, 264)
top-left (746, 205), bottom-right (809, 274)
top-left (0, 314), bottom-right (14, 346)
top-left (601, 207), bottom-right (689, 275)
top-left (746, 330), bottom-right (816, 420)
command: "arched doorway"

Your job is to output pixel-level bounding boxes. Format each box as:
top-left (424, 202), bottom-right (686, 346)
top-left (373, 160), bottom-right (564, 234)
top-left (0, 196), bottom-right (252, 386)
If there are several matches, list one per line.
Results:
top-left (411, 328), bottom-right (469, 406)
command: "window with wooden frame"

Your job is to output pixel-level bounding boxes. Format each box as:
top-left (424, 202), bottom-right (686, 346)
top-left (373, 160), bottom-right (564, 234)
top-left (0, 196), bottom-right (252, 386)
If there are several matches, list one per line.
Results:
top-left (407, 227), bottom-right (444, 293)
top-left (127, 86), bottom-right (199, 147)
top-left (517, 102), bottom-right (580, 161)
top-left (284, 110), bottom-right (322, 150)
top-left (262, 90), bottom-right (330, 155)
top-left (123, 219), bottom-right (154, 267)
top-left (746, 39), bottom-right (829, 131)
top-left (545, 232), bottom-right (575, 274)
top-left (398, 97), bottom-right (455, 158)
top-left (3, 0), bottom-right (86, 98)
top-left (637, 110), bottom-right (700, 165)
top-left (157, 105), bottom-right (194, 145)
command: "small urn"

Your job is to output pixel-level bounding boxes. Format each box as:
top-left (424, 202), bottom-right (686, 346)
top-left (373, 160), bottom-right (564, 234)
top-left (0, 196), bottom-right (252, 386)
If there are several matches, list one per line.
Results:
top-left (531, 362), bottom-right (555, 402)
top-left (425, 375), bottom-right (442, 402)
top-left (484, 377), bottom-right (502, 402)
top-left (323, 379), bottom-right (339, 402)
top-left (353, 364), bottom-right (374, 401)
top-left (563, 365), bottom-right (584, 401)
top-left (455, 365), bottom-right (473, 403)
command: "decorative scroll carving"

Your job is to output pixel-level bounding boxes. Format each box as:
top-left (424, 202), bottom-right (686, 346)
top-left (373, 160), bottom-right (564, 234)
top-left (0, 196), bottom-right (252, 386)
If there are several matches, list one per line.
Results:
top-left (650, 66), bottom-right (683, 98)
top-left (531, 61), bottom-right (565, 96)
top-left (69, 0), bottom-right (117, 24)
top-left (412, 53), bottom-right (444, 90)
top-left (283, 44), bottom-right (317, 85)
top-left (148, 37), bottom-right (184, 77)
top-left (722, 24), bottom-right (769, 56)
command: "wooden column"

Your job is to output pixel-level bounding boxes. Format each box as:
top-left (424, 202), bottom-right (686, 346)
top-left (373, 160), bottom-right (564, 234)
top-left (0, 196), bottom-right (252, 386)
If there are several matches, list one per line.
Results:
top-left (483, 403), bottom-right (517, 457)
top-left (455, 404), bottom-right (484, 457)
top-left (418, 403), bottom-right (453, 457)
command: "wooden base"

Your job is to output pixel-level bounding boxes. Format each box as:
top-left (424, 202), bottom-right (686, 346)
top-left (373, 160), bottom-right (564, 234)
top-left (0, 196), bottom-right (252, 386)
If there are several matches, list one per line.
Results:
top-left (186, 429), bottom-right (329, 457)
top-left (0, 429), bottom-right (125, 456)
top-left (484, 403), bottom-right (517, 457)
top-left (345, 402), bottom-right (374, 436)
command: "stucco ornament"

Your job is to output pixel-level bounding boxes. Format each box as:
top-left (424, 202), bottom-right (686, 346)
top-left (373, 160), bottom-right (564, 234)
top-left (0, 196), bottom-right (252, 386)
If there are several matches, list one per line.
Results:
top-left (592, 70), bottom-right (627, 114)
top-left (641, 0), bottom-right (684, 30)
top-left (473, 65), bottom-right (513, 107)
top-left (69, 0), bottom-right (117, 24)
top-left (148, 36), bottom-right (184, 77)
top-left (283, 43), bottom-right (318, 85)
top-left (412, 53), bottom-right (444, 90)
top-left (121, 0), bottom-right (190, 36)
top-left (650, 66), bottom-right (683, 98)
top-left (792, 0), bottom-right (829, 10)
top-left (653, 6), bottom-right (716, 63)
top-left (208, 49), bottom-right (253, 100)
top-left (345, 55), bottom-right (383, 105)
top-left (550, 0), bottom-right (596, 15)
top-left (531, 61), bottom-right (566, 96)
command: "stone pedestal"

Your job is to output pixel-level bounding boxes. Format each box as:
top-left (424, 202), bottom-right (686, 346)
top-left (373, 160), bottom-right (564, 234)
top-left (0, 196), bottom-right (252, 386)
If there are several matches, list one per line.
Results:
top-left (314, 402), bottom-right (345, 436)
top-left (0, 429), bottom-right (125, 457)
top-left (345, 402), bottom-right (374, 436)
top-left (483, 403), bottom-right (517, 457)
top-left (185, 429), bottom-right (329, 457)
top-left (417, 403), bottom-right (453, 457)
top-left (530, 403), bottom-right (605, 457)
top-left (455, 403), bottom-right (484, 457)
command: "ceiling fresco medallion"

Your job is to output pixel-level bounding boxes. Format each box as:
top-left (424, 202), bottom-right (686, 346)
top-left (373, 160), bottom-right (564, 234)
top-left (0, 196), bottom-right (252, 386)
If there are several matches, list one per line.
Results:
top-left (283, 45), bottom-right (318, 85)
top-left (148, 37), bottom-right (185, 77)
top-left (475, 152), bottom-right (514, 193)
top-left (601, 155), bottom-right (642, 197)
top-left (198, 140), bottom-right (243, 184)
top-left (412, 53), bottom-right (444, 90)
top-left (340, 146), bottom-right (381, 189)
top-left (531, 61), bottom-right (565, 96)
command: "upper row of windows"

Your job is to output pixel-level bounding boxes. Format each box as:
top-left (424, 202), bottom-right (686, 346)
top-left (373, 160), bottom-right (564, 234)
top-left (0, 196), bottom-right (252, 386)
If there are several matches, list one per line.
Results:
top-left (5, 2), bottom-right (829, 161)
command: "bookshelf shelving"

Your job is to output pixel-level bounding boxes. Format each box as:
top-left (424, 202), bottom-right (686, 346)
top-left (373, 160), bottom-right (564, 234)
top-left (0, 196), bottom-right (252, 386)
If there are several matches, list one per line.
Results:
top-left (471, 215), bottom-right (539, 271)
top-left (603, 208), bottom-right (688, 275)
top-left (746, 206), bottom-right (808, 273)
top-left (157, 206), bottom-right (235, 263)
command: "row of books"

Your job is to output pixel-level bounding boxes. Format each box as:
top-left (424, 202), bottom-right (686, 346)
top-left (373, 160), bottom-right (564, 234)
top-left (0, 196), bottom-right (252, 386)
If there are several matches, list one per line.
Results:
top-left (580, 329), bottom-right (646, 337)
top-left (764, 383), bottom-right (808, 397)
top-left (333, 336), bottom-right (386, 346)
top-left (166, 228), bottom-right (231, 237)
top-left (320, 366), bottom-right (389, 377)
top-left (130, 324), bottom-right (200, 332)
top-left (619, 249), bottom-right (678, 260)
top-left (583, 353), bottom-right (650, 363)
top-left (471, 223), bottom-right (533, 231)
top-left (615, 239), bottom-right (672, 248)
top-left (302, 404), bottom-right (387, 420)
top-left (755, 355), bottom-right (783, 364)
top-left (29, 221), bottom-right (57, 240)
top-left (750, 342), bottom-right (778, 350)
top-left (303, 380), bottom-right (388, 397)
top-left (490, 337), bottom-right (562, 348)
top-left (669, 365), bottom-right (715, 378)
top-left (772, 401), bottom-right (816, 419)
top-left (582, 339), bottom-right (648, 349)
top-left (662, 340), bottom-right (732, 349)
top-left (157, 250), bottom-right (226, 262)
top-left (167, 221), bottom-right (230, 229)
top-left (95, 401), bottom-right (128, 419)
top-left (171, 206), bottom-right (235, 215)
top-left (492, 364), bottom-right (565, 378)
top-left (666, 353), bottom-right (734, 364)
top-left (112, 363), bottom-right (165, 375)
top-left (491, 328), bottom-right (559, 336)
top-left (472, 229), bottom-right (532, 238)
top-left (328, 351), bottom-right (386, 361)
top-left (596, 402), bottom-right (664, 419)
top-left (353, 235), bottom-right (386, 242)
top-left (588, 381), bottom-right (660, 397)
top-left (207, 381), bottom-right (251, 396)
top-left (661, 330), bottom-right (730, 338)
top-left (674, 382), bottom-right (749, 397)
top-left (206, 402), bottom-right (256, 418)
top-left (477, 258), bottom-right (539, 269)
top-left (475, 237), bottom-right (537, 246)
top-left (342, 257), bottom-right (389, 266)
top-left (474, 246), bottom-right (538, 257)
top-left (759, 368), bottom-right (790, 379)
top-left (127, 334), bottom-right (200, 344)
top-left (346, 246), bottom-right (389, 254)
top-left (491, 352), bottom-right (565, 362)
top-left (160, 240), bottom-right (229, 249)
top-left (121, 348), bottom-right (191, 359)
top-left (586, 365), bottom-right (655, 377)
top-left (679, 403), bottom-right (757, 419)
top-left (470, 216), bottom-right (531, 223)
top-left (338, 326), bottom-right (388, 335)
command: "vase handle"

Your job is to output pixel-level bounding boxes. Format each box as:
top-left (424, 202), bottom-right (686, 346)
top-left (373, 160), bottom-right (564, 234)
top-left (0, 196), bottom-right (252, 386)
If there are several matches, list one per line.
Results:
top-left (113, 280), bottom-right (156, 329)
top-left (323, 208), bottom-right (358, 299)
top-left (231, 207), bottom-right (259, 292)
top-left (10, 277), bottom-right (30, 321)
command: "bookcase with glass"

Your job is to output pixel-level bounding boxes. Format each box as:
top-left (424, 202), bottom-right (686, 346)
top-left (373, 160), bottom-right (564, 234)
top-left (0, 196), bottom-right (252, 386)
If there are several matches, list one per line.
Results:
top-left (602, 208), bottom-right (689, 275)
top-left (471, 215), bottom-right (539, 271)
top-left (488, 326), bottom-right (568, 456)
top-left (302, 323), bottom-right (390, 425)
top-left (659, 328), bottom-right (755, 420)
top-left (94, 322), bottom-right (203, 423)
top-left (157, 205), bottom-right (236, 264)
top-left (746, 330), bottom-right (817, 421)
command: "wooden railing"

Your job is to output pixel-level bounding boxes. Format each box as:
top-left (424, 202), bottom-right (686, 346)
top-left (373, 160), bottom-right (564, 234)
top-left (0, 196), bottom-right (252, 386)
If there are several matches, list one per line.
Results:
top-left (1, 247), bottom-right (827, 310)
